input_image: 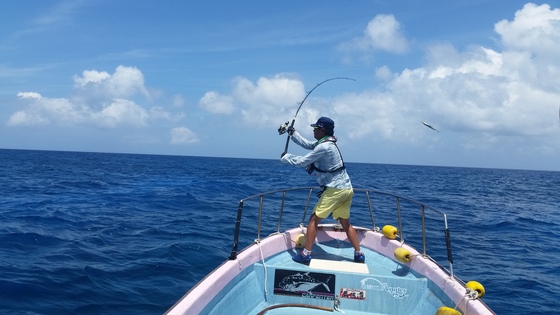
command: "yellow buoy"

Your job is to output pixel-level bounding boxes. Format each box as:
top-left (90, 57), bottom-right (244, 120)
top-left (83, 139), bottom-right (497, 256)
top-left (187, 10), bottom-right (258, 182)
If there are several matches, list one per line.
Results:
top-left (435, 306), bottom-right (462, 315)
top-left (466, 281), bottom-right (485, 298)
top-left (295, 233), bottom-right (306, 248)
top-left (394, 247), bottom-right (412, 263)
top-left (382, 225), bottom-right (398, 239)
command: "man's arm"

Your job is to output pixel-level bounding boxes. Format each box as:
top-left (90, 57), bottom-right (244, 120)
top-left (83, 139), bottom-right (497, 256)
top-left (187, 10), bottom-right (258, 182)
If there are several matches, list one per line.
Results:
top-left (281, 145), bottom-right (325, 167)
top-left (290, 131), bottom-right (315, 150)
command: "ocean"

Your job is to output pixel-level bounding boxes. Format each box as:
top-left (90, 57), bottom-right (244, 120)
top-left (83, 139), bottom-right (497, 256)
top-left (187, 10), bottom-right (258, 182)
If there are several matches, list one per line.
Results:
top-left (0, 149), bottom-right (558, 314)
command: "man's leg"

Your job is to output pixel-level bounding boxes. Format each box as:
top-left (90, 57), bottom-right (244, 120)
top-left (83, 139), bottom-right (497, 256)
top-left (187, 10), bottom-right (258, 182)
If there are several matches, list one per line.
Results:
top-left (305, 214), bottom-right (323, 252)
top-left (339, 218), bottom-right (365, 262)
top-left (339, 218), bottom-right (360, 251)
top-left (293, 214), bottom-right (323, 263)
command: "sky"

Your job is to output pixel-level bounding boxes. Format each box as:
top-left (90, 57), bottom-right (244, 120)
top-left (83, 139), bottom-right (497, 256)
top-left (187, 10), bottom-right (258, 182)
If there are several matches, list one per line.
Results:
top-left (1, 1), bottom-right (559, 171)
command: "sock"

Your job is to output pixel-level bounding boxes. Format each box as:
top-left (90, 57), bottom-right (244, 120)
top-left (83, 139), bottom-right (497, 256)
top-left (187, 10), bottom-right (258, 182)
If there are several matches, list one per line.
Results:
top-left (303, 248), bottom-right (312, 256)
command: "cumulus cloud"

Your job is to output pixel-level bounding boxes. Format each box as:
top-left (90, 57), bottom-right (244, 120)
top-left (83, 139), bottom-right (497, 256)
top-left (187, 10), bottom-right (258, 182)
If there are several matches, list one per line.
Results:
top-left (73, 65), bottom-right (150, 99)
top-left (339, 47), bottom-right (556, 143)
top-left (7, 65), bottom-right (202, 148)
top-left (364, 14), bottom-right (408, 54)
top-left (233, 75), bottom-right (305, 125)
top-left (332, 3), bottom-right (560, 151)
top-left (338, 14), bottom-right (409, 55)
top-left (92, 98), bottom-right (149, 128)
top-left (8, 65), bottom-right (172, 129)
top-left (73, 69), bottom-right (110, 87)
top-left (495, 3), bottom-right (560, 55)
top-left (198, 91), bottom-right (234, 114)
top-left (9, 92), bottom-right (86, 126)
top-left (16, 92), bottom-right (42, 100)
top-left (198, 74), bottom-right (305, 126)
top-left (170, 127), bottom-right (198, 144)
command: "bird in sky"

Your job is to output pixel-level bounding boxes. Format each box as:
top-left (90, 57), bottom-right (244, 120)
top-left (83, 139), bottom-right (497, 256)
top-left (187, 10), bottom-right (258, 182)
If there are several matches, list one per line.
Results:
top-left (422, 121), bottom-right (440, 132)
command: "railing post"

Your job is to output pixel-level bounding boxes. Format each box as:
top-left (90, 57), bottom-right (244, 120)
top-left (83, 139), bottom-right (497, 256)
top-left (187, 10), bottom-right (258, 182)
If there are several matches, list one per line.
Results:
top-left (257, 195), bottom-right (264, 241)
top-left (365, 190), bottom-right (376, 230)
top-left (300, 188), bottom-right (313, 225)
top-left (443, 214), bottom-right (454, 277)
top-left (421, 205), bottom-right (427, 257)
top-left (229, 200), bottom-right (244, 260)
top-left (277, 191), bottom-right (286, 233)
top-left (396, 197), bottom-right (403, 242)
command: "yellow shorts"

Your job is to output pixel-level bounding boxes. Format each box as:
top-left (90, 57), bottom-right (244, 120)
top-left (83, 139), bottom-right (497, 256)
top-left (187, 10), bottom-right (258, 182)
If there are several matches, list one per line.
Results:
top-left (313, 188), bottom-right (354, 219)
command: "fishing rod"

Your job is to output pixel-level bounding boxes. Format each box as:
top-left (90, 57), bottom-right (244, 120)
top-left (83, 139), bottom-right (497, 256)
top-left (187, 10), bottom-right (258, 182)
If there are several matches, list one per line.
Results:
top-left (278, 77), bottom-right (355, 156)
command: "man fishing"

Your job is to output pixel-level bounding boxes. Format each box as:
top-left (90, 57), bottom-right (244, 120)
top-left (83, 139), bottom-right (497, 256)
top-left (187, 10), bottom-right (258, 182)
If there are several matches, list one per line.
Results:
top-left (280, 117), bottom-right (365, 264)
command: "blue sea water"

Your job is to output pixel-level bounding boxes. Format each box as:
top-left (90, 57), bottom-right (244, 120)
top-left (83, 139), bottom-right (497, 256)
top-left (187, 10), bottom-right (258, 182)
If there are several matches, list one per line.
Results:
top-left (0, 149), bottom-right (558, 314)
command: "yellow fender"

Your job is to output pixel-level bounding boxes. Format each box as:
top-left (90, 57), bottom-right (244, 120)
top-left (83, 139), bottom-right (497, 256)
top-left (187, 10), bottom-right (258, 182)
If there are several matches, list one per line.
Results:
top-left (394, 247), bottom-right (412, 263)
top-left (435, 306), bottom-right (462, 315)
top-left (466, 281), bottom-right (485, 298)
top-left (382, 225), bottom-right (398, 239)
top-left (295, 233), bottom-right (306, 248)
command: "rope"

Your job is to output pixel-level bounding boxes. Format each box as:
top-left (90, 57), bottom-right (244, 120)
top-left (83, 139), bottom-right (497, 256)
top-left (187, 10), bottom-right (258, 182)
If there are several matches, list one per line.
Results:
top-left (255, 239), bottom-right (268, 300)
top-left (462, 288), bottom-right (480, 315)
top-left (282, 233), bottom-right (297, 246)
top-left (257, 303), bottom-right (333, 315)
top-left (445, 287), bottom-right (479, 315)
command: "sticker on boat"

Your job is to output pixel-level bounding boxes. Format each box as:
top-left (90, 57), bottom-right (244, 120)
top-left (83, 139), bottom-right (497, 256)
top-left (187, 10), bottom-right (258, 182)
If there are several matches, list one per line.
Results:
top-left (339, 287), bottom-right (366, 300)
top-left (360, 277), bottom-right (408, 299)
top-left (274, 269), bottom-right (336, 300)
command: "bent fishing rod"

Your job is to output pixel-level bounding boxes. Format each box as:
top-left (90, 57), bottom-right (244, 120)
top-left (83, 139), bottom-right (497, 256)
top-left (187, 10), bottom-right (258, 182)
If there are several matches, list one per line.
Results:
top-left (279, 77), bottom-right (355, 156)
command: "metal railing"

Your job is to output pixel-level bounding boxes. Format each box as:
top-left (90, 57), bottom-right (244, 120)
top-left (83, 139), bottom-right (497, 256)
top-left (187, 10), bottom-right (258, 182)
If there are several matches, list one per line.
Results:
top-left (228, 186), bottom-right (454, 276)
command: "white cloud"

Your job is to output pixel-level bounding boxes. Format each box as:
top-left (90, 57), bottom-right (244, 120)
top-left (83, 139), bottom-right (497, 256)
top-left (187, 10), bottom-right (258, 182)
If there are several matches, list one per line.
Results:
top-left (73, 65), bottom-right (150, 99)
top-left (197, 74), bottom-right (305, 126)
top-left (9, 92), bottom-right (86, 126)
top-left (170, 127), bottom-right (198, 144)
top-left (198, 91), bottom-right (234, 114)
top-left (364, 14), bottom-right (408, 54)
top-left (9, 66), bottom-right (176, 129)
top-left (73, 69), bottom-right (111, 87)
top-left (16, 92), bottom-right (42, 100)
top-left (495, 3), bottom-right (560, 55)
top-left (93, 99), bottom-right (149, 128)
top-left (374, 66), bottom-right (395, 81)
top-left (7, 110), bottom-right (48, 126)
top-left (337, 14), bottom-right (409, 56)
top-left (495, 3), bottom-right (560, 93)
top-left (233, 75), bottom-right (304, 126)
top-left (332, 3), bottom-right (560, 150)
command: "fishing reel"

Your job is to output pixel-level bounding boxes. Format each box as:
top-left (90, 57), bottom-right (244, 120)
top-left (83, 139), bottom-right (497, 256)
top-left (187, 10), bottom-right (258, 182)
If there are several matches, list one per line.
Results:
top-left (278, 121), bottom-right (289, 135)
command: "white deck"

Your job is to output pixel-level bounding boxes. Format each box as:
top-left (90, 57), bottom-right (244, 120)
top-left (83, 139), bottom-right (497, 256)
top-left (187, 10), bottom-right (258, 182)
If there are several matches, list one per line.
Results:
top-left (309, 258), bottom-right (369, 274)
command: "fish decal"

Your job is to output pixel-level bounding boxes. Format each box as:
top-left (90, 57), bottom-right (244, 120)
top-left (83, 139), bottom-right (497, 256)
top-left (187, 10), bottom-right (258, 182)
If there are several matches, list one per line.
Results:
top-left (274, 269), bottom-right (336, 300)
top-left (278, 272), bottom-right (331, 293)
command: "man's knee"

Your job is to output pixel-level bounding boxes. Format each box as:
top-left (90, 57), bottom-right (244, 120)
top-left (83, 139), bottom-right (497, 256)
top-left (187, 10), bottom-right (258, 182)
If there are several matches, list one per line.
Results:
top-left (309, 214), bottom-right (323, 226)
top-left (338, 218), bottom-right (351, 228)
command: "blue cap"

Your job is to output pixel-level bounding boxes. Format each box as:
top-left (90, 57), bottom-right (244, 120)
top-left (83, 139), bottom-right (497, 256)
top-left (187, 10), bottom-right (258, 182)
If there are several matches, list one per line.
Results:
top-left (310, 117), bottom-right (334, 131)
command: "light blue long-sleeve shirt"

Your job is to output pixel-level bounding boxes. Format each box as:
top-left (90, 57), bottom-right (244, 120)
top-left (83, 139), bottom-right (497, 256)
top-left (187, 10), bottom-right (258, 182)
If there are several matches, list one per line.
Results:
top-left (281, 131), bottom-right (352, 189)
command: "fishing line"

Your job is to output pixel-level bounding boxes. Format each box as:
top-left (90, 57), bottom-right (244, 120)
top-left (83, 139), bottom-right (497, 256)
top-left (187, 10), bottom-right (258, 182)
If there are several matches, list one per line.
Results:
top-left (279, 77), bottom-right (356, 156)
